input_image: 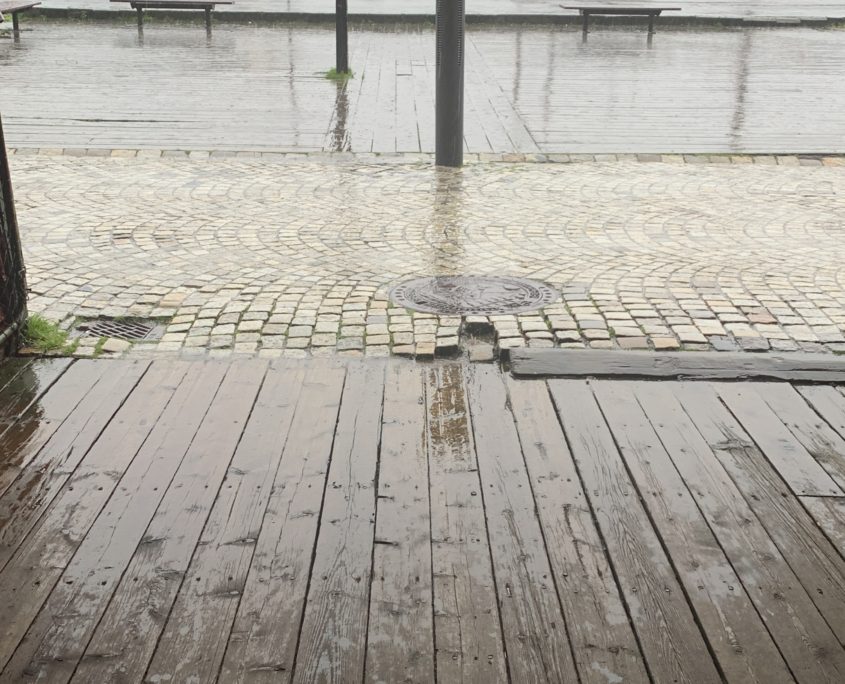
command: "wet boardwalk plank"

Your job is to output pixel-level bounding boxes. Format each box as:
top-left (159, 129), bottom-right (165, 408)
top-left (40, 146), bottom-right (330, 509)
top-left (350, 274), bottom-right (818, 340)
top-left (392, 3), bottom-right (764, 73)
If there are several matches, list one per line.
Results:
top-left (4, 24), bottom-right (844, 154)
top-left (0, 358), bottom-right (843, 682)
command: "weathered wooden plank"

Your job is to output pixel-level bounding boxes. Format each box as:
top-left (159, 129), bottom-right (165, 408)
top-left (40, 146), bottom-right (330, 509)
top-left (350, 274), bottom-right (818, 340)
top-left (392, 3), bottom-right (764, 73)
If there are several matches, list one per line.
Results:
top-left (630, 381), bottom-right (836, 684)
top-left (467, 365), bottom-right (579, 683)
top-left (0, 360), bottom-right (108, 498)
top-left (548, 379), bottom-right (722, 684)
top-left (0, 360), bottom-right (150, 572)
top-left (717, 383), bottom-right (842, 496)
top-left (506, 376), bottom-right (648, 684)
top-left (511, 348), bottom-right (845, 381)
top-left (800, 496), bottom-right (845, 556)
top-left (675, 381), bottom-right (845, 645)
top-left (364, 362), bottom-right (435, 684)
top-left (219, 364), bottom-right (347, 682)
top-left (762, 385), bottom-right (845, 490)
top-left (0, 359), bottom-right (29, 395)
top-left (67, 360), bottom-right (268, 683)
top-left (427, 365), bottom-right (508, 684)
top-left (0, 361), bottom-right (228, 678)
top-left (0, 359), bottom-right (72, 431)
top-left (119, 363), bottom-right (306, 683)
top-left (292, 362), bottom-right (386, 684)
top-left (798, 385), bottom-right (845, 439)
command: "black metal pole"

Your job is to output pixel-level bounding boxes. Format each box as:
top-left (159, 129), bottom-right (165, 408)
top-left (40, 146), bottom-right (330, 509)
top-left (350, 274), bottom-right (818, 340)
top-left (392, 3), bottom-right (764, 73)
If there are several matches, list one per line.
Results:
top-left (436, 0), bottom-right (465, 167)
top-left (336, 0), bottom-right (349, 74)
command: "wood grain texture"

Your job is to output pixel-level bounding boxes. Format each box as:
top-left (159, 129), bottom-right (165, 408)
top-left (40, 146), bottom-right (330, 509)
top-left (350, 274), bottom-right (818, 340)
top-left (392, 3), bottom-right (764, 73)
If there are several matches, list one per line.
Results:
top-left (0, 361), bottom-right (228, 680)
top-left (629, 380), bottom-right (830, 684)
top-left (512, 349), bottom-right (845, 381)
top-left (293, 362), bottom-right (386, 684)
top-left (548, 379), bottom-right (722, 684)
top-left (506, 376), bottom-right (648, 684)
top-left (468, 365), bottom-right (580, 683)
top-left (799, 497), bottom-right (845, 556)
top-left (365, 362), bottom-right (435, 684)
top-left (760, 384), bottom-right (845, 491)
top-left (428, 365), bottom-right (508, 684)
top-left (717, 383), bottom-right (842, 497)
top-left (219, 364), bottom-right (347, 683)
top-left (675, 381), bottom-right (845, 648)
top-left (142, 364), bottom-right (307, 684)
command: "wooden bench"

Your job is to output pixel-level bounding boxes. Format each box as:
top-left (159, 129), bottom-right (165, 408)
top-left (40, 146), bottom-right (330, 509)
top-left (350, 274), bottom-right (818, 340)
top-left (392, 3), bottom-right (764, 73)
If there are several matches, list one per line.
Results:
top-left (562, 5), bottom-right (681, 34)
top-left (0, 1), bottom-right (41, 35)
top-left (110, 0), bottom-right (234, 33)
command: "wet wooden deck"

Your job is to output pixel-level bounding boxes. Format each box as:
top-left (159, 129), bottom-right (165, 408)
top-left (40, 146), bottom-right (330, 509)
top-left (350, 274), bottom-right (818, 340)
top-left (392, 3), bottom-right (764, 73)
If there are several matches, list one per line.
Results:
top-left (0, 357), bottom-right (844, 683)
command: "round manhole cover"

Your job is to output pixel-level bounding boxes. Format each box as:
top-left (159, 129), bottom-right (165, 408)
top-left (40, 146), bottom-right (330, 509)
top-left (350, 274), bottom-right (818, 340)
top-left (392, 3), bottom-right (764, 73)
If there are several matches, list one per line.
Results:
top-left (390, 275), bottom-right (558, 316)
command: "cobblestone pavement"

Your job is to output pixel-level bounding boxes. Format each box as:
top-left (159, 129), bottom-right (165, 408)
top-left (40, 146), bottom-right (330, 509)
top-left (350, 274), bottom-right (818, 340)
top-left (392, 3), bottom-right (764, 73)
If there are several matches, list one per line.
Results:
top-left (9, 150), bottom-right (845, 359)
top-left (3, 23), bottom-right (844, 154)
top-left (35, 0), bottom-right (845, 20)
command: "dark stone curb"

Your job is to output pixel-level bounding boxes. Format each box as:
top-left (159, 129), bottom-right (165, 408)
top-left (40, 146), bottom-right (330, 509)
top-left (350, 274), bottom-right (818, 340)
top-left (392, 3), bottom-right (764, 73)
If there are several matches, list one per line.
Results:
top-left (8, 148), bottom-right (845, 167)
top-left (26, 8), bottom-right (845, 29)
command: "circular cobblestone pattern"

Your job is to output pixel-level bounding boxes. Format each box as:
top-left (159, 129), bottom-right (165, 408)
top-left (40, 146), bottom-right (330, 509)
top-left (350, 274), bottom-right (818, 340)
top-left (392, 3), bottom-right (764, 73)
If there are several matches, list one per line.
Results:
top-left (10, 152), bottom-right (845, 359)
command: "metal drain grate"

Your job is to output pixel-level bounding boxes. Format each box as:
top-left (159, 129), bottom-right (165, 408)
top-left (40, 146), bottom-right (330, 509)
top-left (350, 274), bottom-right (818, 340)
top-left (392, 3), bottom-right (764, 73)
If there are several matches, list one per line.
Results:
top-left (390, 275), bottom-right (558, 316)
top-left (75, 318), bottom-right (159, 341)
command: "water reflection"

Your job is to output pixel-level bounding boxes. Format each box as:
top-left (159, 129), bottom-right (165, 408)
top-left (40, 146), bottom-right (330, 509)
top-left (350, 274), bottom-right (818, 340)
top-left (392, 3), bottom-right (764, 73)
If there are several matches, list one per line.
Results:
top-left (331, 80), bottom-right (351, 152)
top-left (426, 169), bottom-right (465, 275)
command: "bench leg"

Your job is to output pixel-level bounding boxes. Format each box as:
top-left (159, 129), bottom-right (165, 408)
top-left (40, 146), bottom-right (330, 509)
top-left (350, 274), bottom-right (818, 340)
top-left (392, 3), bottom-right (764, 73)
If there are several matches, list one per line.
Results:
top-left (205, 7), bottom-right (211, 33)
top-left (581, 12), bottom-right (589, 34)
top-left (12, 11), bottom-right (19, 34)
top-left (648, 13), bottom-right (655, 34)
top-left (136, 7), bottom-right (144, 31)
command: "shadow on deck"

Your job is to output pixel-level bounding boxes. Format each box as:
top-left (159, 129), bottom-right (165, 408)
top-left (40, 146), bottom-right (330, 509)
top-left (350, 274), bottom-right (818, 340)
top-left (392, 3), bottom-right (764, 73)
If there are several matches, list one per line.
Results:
top-left (0, 356), bottom-right (843, 682)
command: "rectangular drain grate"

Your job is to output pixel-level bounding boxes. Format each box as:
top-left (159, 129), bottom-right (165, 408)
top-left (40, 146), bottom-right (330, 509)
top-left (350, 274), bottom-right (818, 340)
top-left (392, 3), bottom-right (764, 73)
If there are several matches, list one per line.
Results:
top-left (75, 318), bottom-right (160, 341)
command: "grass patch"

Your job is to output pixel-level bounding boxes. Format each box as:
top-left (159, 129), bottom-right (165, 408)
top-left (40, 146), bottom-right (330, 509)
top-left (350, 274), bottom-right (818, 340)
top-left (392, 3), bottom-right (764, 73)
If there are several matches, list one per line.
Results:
top-left (324, 67), bottom-right (354, 81)
top-left (22, 314), bottom-right (69, 353)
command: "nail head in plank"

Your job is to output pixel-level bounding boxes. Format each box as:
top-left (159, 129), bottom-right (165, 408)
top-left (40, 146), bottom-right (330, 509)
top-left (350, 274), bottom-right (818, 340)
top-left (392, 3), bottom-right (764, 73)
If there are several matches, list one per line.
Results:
top-left (467, 365), bottom-right (580, 683)
top-left (71, 361), bottom-right (271, 683)
top-left (0, 361), bottom-right (229, 678)
top-left (219, 364), bottom-right (347, 682)
top-left (293, 362), bottom-right (386, 684)
top-left (512, 349), bottom-right (845, 382)
top-left (629, 381), bottom-right (835, 684)
top-left (717, 383), bottom-right (842, 497)
top-left (674, 381), bottom-right (845, 647)
top-left (428, 365), bottom-right (508, 684)
top-left (146, 364), bottom-right (308, 684)
top-left (365, 362), bottom-right (435, 684)
top-left (548, 379), bottom-right (722, 684)
top-left (506, 376), bottom-right (649, 684)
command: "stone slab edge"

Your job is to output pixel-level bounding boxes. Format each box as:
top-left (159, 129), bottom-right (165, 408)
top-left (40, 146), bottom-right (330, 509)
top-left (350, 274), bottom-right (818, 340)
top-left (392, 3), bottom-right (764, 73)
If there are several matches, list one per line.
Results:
top-left (7, 148), bottom-right (845, 167)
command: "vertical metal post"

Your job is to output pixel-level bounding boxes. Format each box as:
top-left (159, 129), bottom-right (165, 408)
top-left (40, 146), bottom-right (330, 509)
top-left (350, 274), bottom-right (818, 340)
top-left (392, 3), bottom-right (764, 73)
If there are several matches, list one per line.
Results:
top-left (436, 0), bottom-right (465, 168)
top-left (336, 0), bottom-right (349, 74)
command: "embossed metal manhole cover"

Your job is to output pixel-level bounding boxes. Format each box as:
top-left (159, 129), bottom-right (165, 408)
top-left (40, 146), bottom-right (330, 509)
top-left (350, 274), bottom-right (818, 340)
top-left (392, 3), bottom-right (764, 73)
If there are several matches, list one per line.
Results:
top-left (390, 276), bottom-right (558, 316)
top-left (74, 318), bottom-right (163, 341)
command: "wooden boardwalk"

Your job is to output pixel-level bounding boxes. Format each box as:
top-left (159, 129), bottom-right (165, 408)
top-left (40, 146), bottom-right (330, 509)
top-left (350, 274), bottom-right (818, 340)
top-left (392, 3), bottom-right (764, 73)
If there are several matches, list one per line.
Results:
top-left (0, 357), bottom-right (844, 682)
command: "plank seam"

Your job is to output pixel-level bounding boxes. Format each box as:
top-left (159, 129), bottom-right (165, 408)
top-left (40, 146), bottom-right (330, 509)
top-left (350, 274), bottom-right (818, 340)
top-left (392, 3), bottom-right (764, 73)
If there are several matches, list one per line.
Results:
top-left (547, 379), bottom-right (657, 684)
top-left (58, 362), bottom-right (235, 683)
top-left (465, 367), bottom-right (514, 684)
top-left (287, 366), bottom-right (349, 681)
top-left (640, 383), bottom-right (802, 684)
top-left (586, 380), bottom-right (730, 683)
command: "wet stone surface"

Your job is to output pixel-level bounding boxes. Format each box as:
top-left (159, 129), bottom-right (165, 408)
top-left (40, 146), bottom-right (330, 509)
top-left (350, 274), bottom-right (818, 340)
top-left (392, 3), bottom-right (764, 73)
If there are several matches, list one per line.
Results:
top-left (11, 151), bottom-right (845, 359)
